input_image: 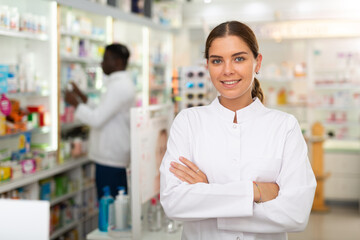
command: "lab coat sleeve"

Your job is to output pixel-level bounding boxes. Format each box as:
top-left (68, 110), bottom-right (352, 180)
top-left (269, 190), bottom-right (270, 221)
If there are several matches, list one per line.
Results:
top-left (160, 110), bottom-right (254, 222)
top-left (217, 115), bottom-right (317, 233)
top-left (74, 80), bottom-right (134, 129)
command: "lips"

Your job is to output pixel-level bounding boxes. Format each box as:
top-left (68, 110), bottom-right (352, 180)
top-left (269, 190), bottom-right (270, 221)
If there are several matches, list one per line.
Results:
top-left (220, 80), bottom-right (240, 88)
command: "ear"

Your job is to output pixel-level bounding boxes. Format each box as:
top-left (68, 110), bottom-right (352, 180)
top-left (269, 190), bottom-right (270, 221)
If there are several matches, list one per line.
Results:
top-left (205, 59), bottom-right (209, 70)
top-left (255, 53), bottom-right (263, 73)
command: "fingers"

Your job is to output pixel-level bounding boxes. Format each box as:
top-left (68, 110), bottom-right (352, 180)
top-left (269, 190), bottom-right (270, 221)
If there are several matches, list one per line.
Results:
top-left (179, 157), bottom-right (208, 182)
top-left (171, 161), bottom-right (198, 179)
top-left (169, 164), bottom-right (194, 184)
top-left (179, 157), bottom-right (198, 172)
top-left (169, 157), bottom-right (209, 184)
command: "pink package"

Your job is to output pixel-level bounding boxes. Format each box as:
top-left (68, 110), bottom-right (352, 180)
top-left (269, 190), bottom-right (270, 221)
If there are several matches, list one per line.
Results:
top-left (21, 159), bottom-right (37, 174)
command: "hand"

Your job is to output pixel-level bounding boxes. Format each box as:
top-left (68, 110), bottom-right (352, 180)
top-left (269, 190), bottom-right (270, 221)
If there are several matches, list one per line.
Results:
top-left (70, 82), bottom-right (88, 103)
top-left (70, 82), bottom-right (82, 96)
top-left (170, 156), bottom-right (208, 184)
top-left (64, 91), bottom-right (79, 108)
top-left (253, 182), bottom-right (279, 203)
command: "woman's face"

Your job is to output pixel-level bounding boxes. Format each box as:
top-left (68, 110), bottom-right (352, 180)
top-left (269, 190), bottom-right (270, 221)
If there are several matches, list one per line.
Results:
top-left (207, 35), bottom-right (262, 105)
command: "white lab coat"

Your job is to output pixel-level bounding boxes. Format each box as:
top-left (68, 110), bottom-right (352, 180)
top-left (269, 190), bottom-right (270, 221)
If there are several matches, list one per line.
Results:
top-left (160, 97), bottom-right (316, 240)
top-left (75, 71), bottom-right (135, 168)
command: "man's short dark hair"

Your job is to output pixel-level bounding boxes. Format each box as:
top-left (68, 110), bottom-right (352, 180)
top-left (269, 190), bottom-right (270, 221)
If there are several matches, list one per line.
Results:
top-left (105, 43), bottom-right (130, 67)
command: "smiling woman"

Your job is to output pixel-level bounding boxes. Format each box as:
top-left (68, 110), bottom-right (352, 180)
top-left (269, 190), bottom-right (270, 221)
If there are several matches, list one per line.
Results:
top-left (160, 21), bottom-right (316, 240)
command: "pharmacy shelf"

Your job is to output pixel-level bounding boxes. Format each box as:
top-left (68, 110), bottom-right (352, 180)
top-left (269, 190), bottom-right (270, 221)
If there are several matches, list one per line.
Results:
top-left (128, 62), bottom-right (143, 68)
top-left (314, 106), bottom-right (359, 111)
top-left (0, 157), bottom-right (89, 194)
top-left (150, 84), bottom-right (166, 91)
top-left (6, 91), bottom-right (49, 98)
top-left (0, 28), bottom-right (48, 41)
top-left (60, 55), bottom-right (101, 64)
top-left (0, 126), bottom-right (51, 140)
top-left (82, 183), bottom-right (96, 192)
top-left (60, 30), bottom-right (106, 42)
top-left (81, 209), bottom-right (99, 223)
top-left (323, 122), bottom-right (360, 127)
top-left (314, 84), bottom-right (360, 90)
top-left (50, 221), bottom-right (78, 239)
top-left (268, 103), bottom-right (308, 109)
top-left (50, 190), bottom-right (79, 206)
top-left (260, 77), bottom-right (307, 83)
top-left (54, 0), bottom-right (171, 31)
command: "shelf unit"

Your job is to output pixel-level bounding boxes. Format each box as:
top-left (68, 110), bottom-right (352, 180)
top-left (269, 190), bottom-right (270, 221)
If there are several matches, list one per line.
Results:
top-left (0, 157), bottom-right (87, 193)
top-left (0, 0), bottom-right (174, 239)
top-left (0, 126), bottom-right (50, 140)
top-left (256, 24), bottom-right (360, 203)
top-left (0, 28), bottom-right (49, 41)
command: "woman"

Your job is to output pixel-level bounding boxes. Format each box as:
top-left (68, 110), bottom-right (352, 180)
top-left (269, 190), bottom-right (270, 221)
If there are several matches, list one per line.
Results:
top-left (160, 21), bottom-right (316, 240)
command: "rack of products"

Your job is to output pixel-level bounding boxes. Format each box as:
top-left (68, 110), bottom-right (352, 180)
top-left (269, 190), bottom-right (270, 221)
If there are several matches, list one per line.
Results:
top-left (255, 24), bottom-right (360, 202)
top-left (1, 0), bottom-right (174, 239)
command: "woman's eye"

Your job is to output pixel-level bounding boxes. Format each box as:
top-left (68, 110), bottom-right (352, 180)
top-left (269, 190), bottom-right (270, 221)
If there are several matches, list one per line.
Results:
top-left (235, 57), bottom-right (244, 62)
top-left (211, 59), bottom-right (222, 64)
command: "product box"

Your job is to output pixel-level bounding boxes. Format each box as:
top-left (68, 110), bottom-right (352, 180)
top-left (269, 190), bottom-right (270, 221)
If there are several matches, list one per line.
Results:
top-left (0, 166), bottom-right (12, 181)
top-left (0, 113), bottom-right (5, 135)
top-left (0, 65), bottom-right (9, 94)
top-left (18, 132), bottom-right (31, 154)
top-left (21, 159), bottom-right (36, 174)
top-left (39, 178), bottom-right (52, 201)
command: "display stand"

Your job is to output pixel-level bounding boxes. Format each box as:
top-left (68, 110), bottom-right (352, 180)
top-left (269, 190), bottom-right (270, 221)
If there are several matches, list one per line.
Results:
top-left (87, 104), bottom-right (174, 240)
top-left (310, 122), bottom-right (330, 212)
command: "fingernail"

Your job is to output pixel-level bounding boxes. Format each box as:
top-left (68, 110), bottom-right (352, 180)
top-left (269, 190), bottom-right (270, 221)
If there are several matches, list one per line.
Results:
top-left (179, 156), bottom-right (183, 160)
top-left (171, 161), bottom-right (176, 167)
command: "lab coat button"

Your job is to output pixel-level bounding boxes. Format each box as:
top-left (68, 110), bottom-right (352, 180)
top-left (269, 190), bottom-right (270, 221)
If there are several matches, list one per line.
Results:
top-left (236, 237), bottom-right (241, 240)
top-left (233, 124), bottom-right (237, 129)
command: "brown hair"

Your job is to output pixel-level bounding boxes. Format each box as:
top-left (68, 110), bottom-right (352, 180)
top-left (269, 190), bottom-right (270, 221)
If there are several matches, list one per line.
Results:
top-left (205, 21), bottom-right (264, 103)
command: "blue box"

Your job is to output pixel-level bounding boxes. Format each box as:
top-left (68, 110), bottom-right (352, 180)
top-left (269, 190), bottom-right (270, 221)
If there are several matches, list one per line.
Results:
top-left (0, 65), bottom-right (9, 94)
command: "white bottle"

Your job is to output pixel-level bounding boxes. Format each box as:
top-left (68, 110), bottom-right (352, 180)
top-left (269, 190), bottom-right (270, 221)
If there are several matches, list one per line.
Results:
top-left (114, 186), bottom-right (129, 230)
top-left (147, 198), bottom-right (162, 231)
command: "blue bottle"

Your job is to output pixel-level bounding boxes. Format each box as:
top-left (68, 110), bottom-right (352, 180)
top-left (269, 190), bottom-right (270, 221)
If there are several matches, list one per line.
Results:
top-left (99, 186), bottom-right (114, 232)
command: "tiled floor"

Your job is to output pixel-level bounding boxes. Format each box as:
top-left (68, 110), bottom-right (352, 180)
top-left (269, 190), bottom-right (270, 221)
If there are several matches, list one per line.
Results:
top-left (288, 206), bottom-right (360, 240)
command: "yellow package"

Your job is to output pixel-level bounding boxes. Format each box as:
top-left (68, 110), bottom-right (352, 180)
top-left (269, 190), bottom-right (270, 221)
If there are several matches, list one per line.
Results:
top-left (0, 166), bottom-right (12, 181)
top-left (0, 113), bottom-right (5, 136)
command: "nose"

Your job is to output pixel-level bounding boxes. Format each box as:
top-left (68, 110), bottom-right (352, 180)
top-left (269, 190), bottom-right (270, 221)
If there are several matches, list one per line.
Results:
top-left (223, 61), bottom-right (234, 76)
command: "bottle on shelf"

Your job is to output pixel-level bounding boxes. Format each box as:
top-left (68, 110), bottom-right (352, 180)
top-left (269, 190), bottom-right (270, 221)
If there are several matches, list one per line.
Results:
top-left (147, 197), bottom-right (162, 232)
top-left (98, 186), bottom-right (114, 232)
top-left (114, 186), bottom-right (129, 230)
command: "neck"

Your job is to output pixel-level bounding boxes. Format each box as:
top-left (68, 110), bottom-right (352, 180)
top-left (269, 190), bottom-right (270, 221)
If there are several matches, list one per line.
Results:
top-left (219, 93), bottom-right (253, 112)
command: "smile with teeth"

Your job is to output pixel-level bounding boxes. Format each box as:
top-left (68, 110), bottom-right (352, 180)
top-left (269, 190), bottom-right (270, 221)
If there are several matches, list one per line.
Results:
top-left (221, 80), bottom-right (240, 85)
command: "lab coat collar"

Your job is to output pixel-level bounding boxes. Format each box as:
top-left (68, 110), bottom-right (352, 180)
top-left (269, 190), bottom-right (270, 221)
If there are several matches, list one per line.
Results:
top-left (211, 97), bottom-right (266, 124)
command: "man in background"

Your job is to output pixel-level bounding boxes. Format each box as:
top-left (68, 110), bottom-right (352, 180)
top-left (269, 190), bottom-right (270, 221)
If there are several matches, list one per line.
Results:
top-left (65, 43), bottom-right (135, 199)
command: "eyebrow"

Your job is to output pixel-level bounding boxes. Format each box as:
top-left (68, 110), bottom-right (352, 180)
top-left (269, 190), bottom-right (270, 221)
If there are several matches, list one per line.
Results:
top-left (209, 51), bottom-right (248, 58)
